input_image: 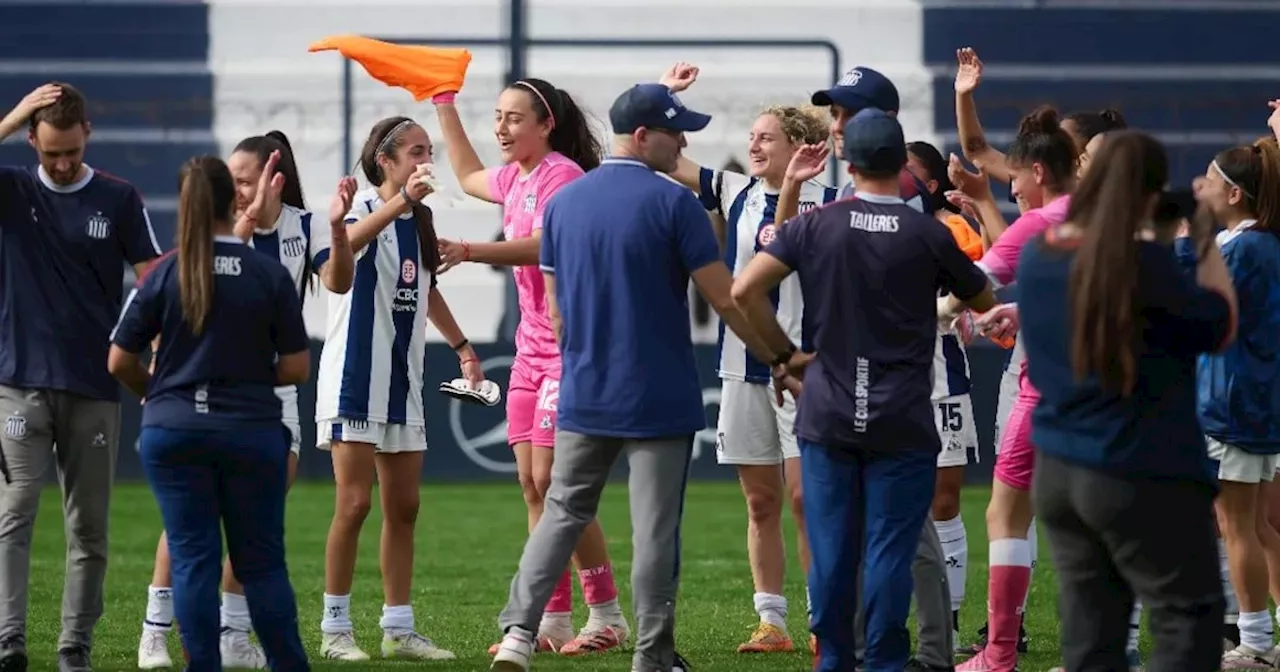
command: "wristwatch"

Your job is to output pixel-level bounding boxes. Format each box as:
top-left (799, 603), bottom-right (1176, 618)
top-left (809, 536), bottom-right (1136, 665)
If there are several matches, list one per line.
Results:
top-left (770, 344), bottom-right (798, 369)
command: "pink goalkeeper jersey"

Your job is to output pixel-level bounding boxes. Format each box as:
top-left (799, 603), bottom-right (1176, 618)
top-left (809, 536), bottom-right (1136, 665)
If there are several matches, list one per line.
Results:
top-left (488, 152), bottom-right (585, 369)
top-left (976, 194), bottom-right (1071, 403)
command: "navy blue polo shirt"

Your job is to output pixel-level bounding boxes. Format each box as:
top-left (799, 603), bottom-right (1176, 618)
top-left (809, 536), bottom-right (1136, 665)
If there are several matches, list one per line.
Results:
top-left (1019, 233), bottom-right (1231, 486)
top-left (763, 192), bottom-right (988, 452)
top-left (111, 236), bottom-right (309, 431)
top-left (539, 157), bottom-right (720, 438)
top-left (0, 165), bottom-right (162, 401)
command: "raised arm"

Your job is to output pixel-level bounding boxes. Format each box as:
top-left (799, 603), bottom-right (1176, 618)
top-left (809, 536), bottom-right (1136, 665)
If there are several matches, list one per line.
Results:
top-left (775, 144), bottom-right (829, 227)
top-left (658, 62), bottom-right (708, 192)
top-left (315, 176), bottom-right (358, 293)
top-left (954, 48), bottom-right (1011, 184)
top-left (433, 97), bottom-right (497, 203)
top-left (0, 84), bottom-right (61, 143)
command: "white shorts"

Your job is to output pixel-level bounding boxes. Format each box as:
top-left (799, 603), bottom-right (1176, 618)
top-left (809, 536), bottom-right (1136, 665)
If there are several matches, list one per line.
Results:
top-left (276, 385), bottom-right (301, 456)
top-left (1207, 437), bottom-right (1278, 484)
top-left (992, 338), bottom-right (1024, 455)
top-left (715, 379), bottom-right (799, 466)
top-left (316, 417), bottom-right (427, 454)
top-left (934, 394), bottom-right (978, 468)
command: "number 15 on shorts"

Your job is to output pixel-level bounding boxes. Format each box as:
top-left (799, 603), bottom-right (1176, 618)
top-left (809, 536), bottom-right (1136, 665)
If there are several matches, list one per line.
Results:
top-left (937, 401), bottom-right (964, 433)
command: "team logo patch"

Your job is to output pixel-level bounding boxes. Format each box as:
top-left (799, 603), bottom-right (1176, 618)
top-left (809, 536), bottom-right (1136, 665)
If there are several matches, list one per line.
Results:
top-left (281, 236), bottom-right (306, 257)
top-left (523, 194), bottom-right (537, 214)
top-left (4, 414), bottom-right (26, 439)
top-left (839, 68), bottom-right (864, 87)
top-left (756, 224), bottom-right (777, 247)
top-left (92, 432), bottom-right (107, 448)
top-left (799, 201), bottom-right (817, 213)
top-left (401, 259), bottom-right (417, 284)
top-left (539, 415), bottom-right (552, 430)
top-left (86, 212), bottom-right (111, 240)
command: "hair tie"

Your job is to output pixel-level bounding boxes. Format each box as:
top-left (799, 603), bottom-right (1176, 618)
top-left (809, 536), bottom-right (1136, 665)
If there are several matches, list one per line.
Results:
top-left (515, 81), bottom-right (556, 129)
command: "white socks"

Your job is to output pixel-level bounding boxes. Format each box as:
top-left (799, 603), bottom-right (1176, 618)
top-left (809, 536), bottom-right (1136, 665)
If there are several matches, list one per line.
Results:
top-left (221, 592), bottom-right (252, 632)
top-left (1221, 538), bottom-right (1240, 624)
top-left (321, 593), bottom-right (353, 634)
top-left (1128, 600), bottom-right (1142, 652)
top-left (144, 585), bottom-right (173, 633)
top-left (379, 604), bottom-right (415, 636)
top-left (935, 515), bottom-right (967, 612)
top-left (586, 598), bottom-right (624, 630)
top-left (1238, 610), bottom-right (1274, 652)
top-left (753, 592), bottom-right (788, 629)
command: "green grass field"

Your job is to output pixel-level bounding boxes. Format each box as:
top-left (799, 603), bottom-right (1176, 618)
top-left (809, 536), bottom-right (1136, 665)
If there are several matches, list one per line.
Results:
top-left (20, 483), bottom-right (1076, 671)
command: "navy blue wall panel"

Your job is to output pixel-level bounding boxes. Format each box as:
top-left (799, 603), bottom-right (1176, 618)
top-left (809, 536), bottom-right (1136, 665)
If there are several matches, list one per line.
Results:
top-left (0, 142), bottom-right (221, 202)
top-left (923, 8), bottom-right (1280, 65)
top-left (0, 3), bottom-right (209, 61)
top-left (0, 74), bottom-right (213, 129)
top-left (930, 78), bottom-right (1275, 134)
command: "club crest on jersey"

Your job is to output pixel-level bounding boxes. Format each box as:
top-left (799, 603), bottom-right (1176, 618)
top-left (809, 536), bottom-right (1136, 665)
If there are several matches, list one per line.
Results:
top-left (523, 193), bottom-right (537, 214)
top-left (85, 212), bottom-right (111, 240)
top-left (281, 236), bottom-right (306, 257)
top-left (757, 224), bottom-right (778, 247)
top-left (4, 413), bottom-right (25, 439)
top-left (799, 201), bottom-right (817, 213)
top-left (401, 259), bottom-right (417, 284)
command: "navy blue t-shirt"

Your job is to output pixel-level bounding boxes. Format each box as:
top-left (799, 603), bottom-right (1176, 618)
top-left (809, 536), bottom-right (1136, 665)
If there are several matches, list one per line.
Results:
top-left (764, 192), bottom-right (988, 452)
top-left (539, 157), bottom-right (720, 438)
top-left (1019, 233), bottom-right (1231, 486)
top-left (0, 165), bottom-right (162, 401)
top-left (111, 236), bottom-right (309, 431)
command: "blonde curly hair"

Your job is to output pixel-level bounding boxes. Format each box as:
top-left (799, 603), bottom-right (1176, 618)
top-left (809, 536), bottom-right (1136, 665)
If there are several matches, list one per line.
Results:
top-left (757, 104), bottom-right (829, 146)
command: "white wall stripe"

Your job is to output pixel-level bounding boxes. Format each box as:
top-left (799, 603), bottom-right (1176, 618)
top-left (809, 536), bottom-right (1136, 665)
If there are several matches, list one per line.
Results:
top-left (0, 128), bottom-right (216, 144)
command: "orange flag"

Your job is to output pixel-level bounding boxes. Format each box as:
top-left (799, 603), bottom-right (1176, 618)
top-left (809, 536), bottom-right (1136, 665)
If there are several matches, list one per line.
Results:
top-left (941, 213), bottom-right (985, 262)
top-left (308, 35), bottom-right (472, 102)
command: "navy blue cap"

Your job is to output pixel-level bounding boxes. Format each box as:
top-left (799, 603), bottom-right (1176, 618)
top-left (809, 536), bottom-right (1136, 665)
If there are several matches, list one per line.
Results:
top-left (812, 67), bottom-right (900, 113)
top-left (609, 84), bottom-right (712, 134)
top-left (842, 108), bottom-right (907, 174)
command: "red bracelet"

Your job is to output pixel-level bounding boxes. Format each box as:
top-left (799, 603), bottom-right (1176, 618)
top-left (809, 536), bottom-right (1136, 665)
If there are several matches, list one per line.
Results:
top-left (460, 357), bottom-right (478, 365)
top-left (461, 241), bottom-right (471, 261)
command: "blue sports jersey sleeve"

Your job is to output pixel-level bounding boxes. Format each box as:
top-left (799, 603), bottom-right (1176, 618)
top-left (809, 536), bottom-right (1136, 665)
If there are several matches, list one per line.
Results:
top-left (118, 187), bottom-right (163, 263)
top-left (930, 223), bottom-right (988, 301)
top-left (1141, 243), bottom-right (1232, 355)
top-left (763, 211), bottom-right (810, 271)
top-left (538, 203), bottom-right (556, 273)
top-left (672, 190), bottom-right (719, 272)
top-left (110, 275), bottom-right (163, 353)
top-left (696, 167), bottom-right (721, 212)
top-left (272, 269), bottom-right (309, 356)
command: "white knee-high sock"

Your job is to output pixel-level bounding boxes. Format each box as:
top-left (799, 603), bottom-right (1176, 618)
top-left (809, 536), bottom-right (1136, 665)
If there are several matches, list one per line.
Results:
top-left (935, 515), bottom-right (967, 613)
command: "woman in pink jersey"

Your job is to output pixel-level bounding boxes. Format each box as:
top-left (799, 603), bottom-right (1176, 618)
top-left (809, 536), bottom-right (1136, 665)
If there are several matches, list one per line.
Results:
top-left (942, 107), bottom-right (1078, 672)
top-left (429, 78), bottom-right (631, 657)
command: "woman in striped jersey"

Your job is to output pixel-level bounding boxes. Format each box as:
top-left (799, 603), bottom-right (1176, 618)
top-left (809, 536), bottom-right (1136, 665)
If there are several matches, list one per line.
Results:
top-left (656, 61), bottom-right (837, 655)
top-left (136, 131), bottom-right (355, 670)
top-left (429, 78), bottom-right (632, 657)
top-left (316, 116), bottom-right (481, 662)
top-left (906, 140), bottom-right (987, 662)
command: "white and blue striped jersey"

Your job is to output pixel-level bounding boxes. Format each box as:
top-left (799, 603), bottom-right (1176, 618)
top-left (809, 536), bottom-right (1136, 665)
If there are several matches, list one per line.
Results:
top-left (248, 204), bottom-right (322, 423)
top-left (697, 168), bottom-right (838, 383)
top-left (315, 187), bottom-right (435, 426)
top-left (932, 331), bottom-right (972, 400)
top-left (248, 204), bottom-right (321, 299)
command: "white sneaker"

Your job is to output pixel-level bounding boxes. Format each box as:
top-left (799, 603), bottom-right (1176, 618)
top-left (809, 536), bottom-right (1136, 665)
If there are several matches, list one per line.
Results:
top-left (137, 630), bottom-right (172, 669)
top-left (491, 628), bottom-right (534, 671)
top-left (220, 629), bottom-right (267, 669)
top-left (320, 631), bottom-right (371, 661)
top-left (380, 631), bottom-right (456, 660)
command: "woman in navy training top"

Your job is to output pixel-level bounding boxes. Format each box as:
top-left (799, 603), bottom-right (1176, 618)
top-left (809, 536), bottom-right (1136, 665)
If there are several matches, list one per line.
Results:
top-left (108, 156), bottom-right (311, 671)
top-left (1016, 131), bottom-right (1235, 672)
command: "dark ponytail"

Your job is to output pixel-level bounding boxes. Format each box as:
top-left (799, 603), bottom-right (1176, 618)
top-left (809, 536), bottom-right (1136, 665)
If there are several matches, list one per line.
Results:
top-left (176, 156), bottom-right (235, 335)
top-left (509, 78), bottom-right (603, 173)
top-left (1064, 130), bottom-right (1168, 395)
top-left (360, 117), bottom-right (441, 279)
top-left (1064, 108), bottom-right (1128, 148)
top-left (1213, 136), bottom-right (1280, 234)
top-left (1007, 106), bottom-right (1077, 194)
top-left (906, 141), bottom-right (957, 214)
top-left (233, 131), bottom-right (305, 209)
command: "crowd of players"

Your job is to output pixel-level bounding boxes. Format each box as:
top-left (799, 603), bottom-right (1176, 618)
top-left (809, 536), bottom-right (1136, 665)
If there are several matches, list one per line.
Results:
top-left (0, 43), bottom-right (1277, 672)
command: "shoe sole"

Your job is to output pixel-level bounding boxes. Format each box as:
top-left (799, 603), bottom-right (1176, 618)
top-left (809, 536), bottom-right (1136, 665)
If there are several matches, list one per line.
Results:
top-left (0, 653), bottom-right (25, 672)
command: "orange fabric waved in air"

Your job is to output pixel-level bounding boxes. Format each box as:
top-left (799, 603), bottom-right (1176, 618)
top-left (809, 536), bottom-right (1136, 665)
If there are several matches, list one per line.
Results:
top-left (941, 213), bottom-right (985, 262)
top-left (308, 35), bottom-right (472, 102)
